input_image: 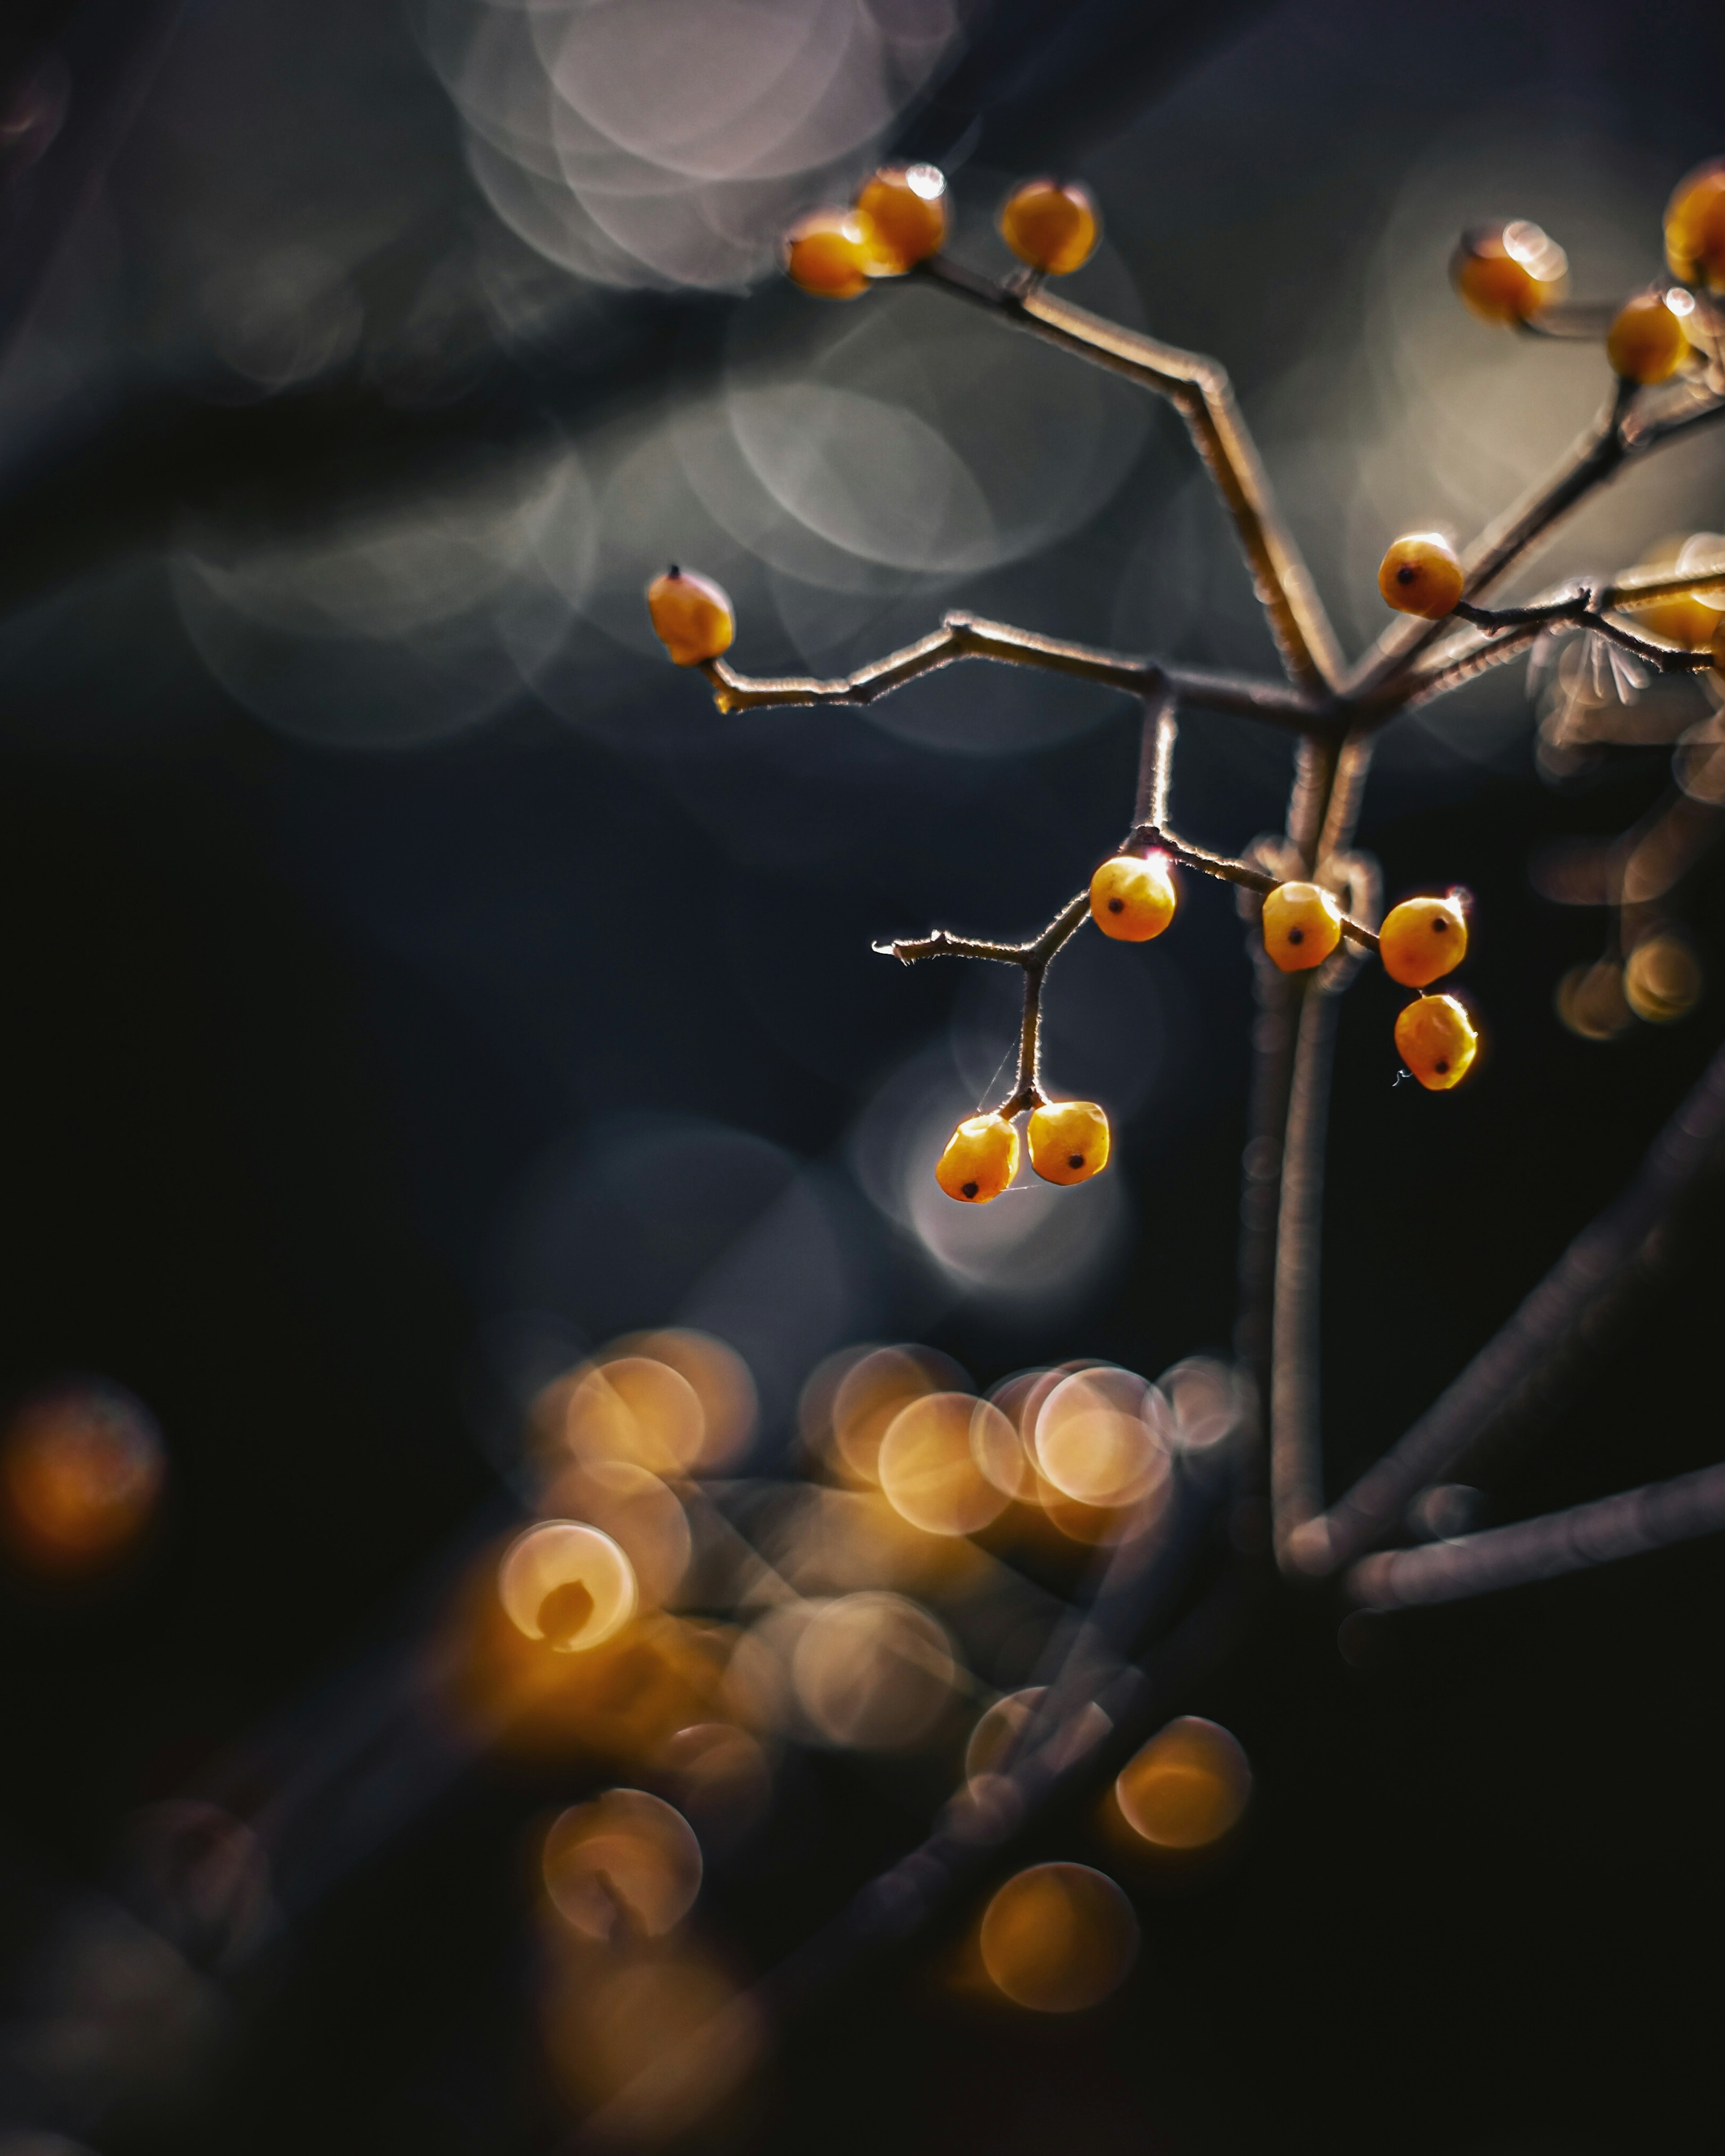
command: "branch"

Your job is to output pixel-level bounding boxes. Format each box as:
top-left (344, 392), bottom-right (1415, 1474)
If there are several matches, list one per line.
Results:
top-left (1454, 593), bottom-right (1716, 675)
top-left (1287, 1026), bottom-right (1725, 1576)
top-left (1346, 1460), bottom-right (1725, 1610)
top-left (914, 255), bottom-right (1346, 695)
top-left (876, 891), bottom-right (1090, 1112)
top-left (1119, 824), bottom-right (1381, 952)
top-left (699, 613), bottom-right (1329, 731)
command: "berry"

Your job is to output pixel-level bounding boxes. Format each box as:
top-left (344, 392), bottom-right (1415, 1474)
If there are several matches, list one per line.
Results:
top-left (646, 566), bottom-right (735, 666)
top-left (783, 209), bottom-right (876, 299)
top-left (1394, 994), bottom-right (1478, 1091)
top-left (1378, 533), bottom-right (1464, 619)
top-left (1451, 220), bottom-right (1567, 323)
top-left (1606, 290), bottom-right (1691, 384)
top-left (1621, 534), bottom-right (1725, 648)
top-left (1379, 893), bottom-right (1468, 988)
top-left (935, 1113), bottom-right (1020, 1204)
top-left (999, 179), bottom-right (1100, 276)
top-left (1664, 159), bottom-right (1725, 291)
top-left (1089, 853), bottom-right (1177, 942)
top-left (855, 164), bottom-right (947, 274)
top-left (1026, 1100), bottom-right (1110, 1186)
top-left (1261, 881), bottom-right (1342, 972)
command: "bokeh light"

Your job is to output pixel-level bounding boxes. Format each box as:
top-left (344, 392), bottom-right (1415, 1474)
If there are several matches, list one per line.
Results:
top-left (978, 1862), bottom-right (1139, 2013)
top-left (1115, 1716), bottom-right (1253, 1851)
top-left (498, 1519), bottom-right (638, 1651)
top-left (781, 1591), bottom-right (956, 1748)
top-left (876, 1393), bottom-right (1018, 1536)
top-left (825, 1344), bottom-right (967, 1487)
top-left (656, 1722), bottom-right (773, 1847)
top-left (0, 1381), bottom-right (165, 1575)
top-left (965, 1687), bottom-right (1112, 1783)
top-left (562, 1356), bottom-right (707, 1476)
top-left (542, 1789), bottom-right (703, 1940)
top-left (1623, 934), bottom-right (1703, 1023)
top-left (1031, 1366), bottom-right (1172, 1511)
top-left (537, 1459), bottom-right (691, 1608)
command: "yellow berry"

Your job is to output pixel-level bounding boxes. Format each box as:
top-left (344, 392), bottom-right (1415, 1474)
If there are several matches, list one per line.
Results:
top-left (1664, 159), bottom-right (1725, 291)
top-left (1606, 291), bottom-right (1691, 384)
top-left (1378, 533), bottom-right (1464, 619)
top-left (855, 164), bottom-right (947, 274)
top-left (1261, 881), bottom-right (1342, 973)
top-left (1026, 1100), bottom-right (1110, 1186)
top-left (1379, 893), bottom-right (1468, 988)
top-left (1395, 994), bottom-right (1478, 1091)
top-left (998, 179), bottom-right (1099, 276)
top-left (646, 566), bottom-right (734, 667)
top-left (1450, 220), bottom-right (1568, 323)
top-left (1619, 534), bottom-right (1725, 648)
top-left (783, 209), bottom-right (876, 299)
top-left (1089, 853), bottom-right (1177, 942)
top-left (935, 1113), bottom-right (1020, 1204)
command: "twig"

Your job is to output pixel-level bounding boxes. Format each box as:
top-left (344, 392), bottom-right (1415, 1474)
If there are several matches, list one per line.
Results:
top-left (913, 255), bottom-right (1345, 694)
top-left (1287, 1027), bottom-right (1725, 1576)
top-left (699, 613), bottom-right (1329, 730)
top-left (1346, 1460), bottom-right (1725, 1610)
top-left (1120, 823), bottom-right (1381, 952)
top-left (1134, 692), bottom-right (1179, 828)
top-left (1454, 593), bottom-right (1716, 674)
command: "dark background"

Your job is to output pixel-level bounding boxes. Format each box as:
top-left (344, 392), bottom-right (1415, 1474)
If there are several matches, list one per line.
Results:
top-left (0, 2), bottom-right (1721, 2151)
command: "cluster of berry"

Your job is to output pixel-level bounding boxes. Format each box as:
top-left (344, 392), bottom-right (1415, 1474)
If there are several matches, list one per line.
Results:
top-left (779, 164), bottom-right (1098, 298)
top-left (930, 878), bottom-right (1473, 1210)
top-left (1453, 154), bottom-right (1725, 383)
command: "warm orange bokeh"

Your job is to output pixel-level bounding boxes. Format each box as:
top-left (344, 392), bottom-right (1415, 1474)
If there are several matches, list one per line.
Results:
top-left (0, 1381), bottom-right (165, 1574)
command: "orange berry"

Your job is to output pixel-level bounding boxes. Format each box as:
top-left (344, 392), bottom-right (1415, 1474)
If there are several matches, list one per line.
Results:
top-left (998, 179), bottom-right (1099, 276)
top-left (1261, 882), bottom-right (1342, 973)
top-left (783, 209), bottom-right (875, 299)
top-left (855, 164), bottom-right (947, 274)
top-left (935, 1113), bottom-right (1020, 1204)
top-left (646, 566), bottom-right (734, 666)
top-left (1089, 853), bottom-right (1176, 942)
top-left (1630, 589), bottom-right (1721, 650)
top-left (1379, 894), bottom-right (1468, 988)
top-left (1378, 532), bottom-right (1464, 619)
top-left (1395, 994), bottom-right (1477, 1091)
top-left (1606, 290), bottom-right (1691, 384)
top-left (1026, 1100), bottom-right (1110, 1186)
top-left (1450, 220), bottom-right (1568, 323)
top-left (1664, 159), bottom-right (1725, 291)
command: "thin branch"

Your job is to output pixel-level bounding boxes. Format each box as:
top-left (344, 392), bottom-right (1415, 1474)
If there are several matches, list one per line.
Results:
top-left (1121, 823), bottom-right (1381, 952)
top-left (1346, 1460), bottom-right (1725, 1610)
top-left (1345, 386), bottom-right (1632, 698)
top-left (1455, 594), bottom-right (1715, 674)
top-left (699, 612), bottom-right (1328, 730)
top-left (914, 254), bottom-right (1346, 695)
top-left (1287, 1026), bottom-right (1725, 1576)
top-left (1134, 691), bottom-right (1179, 828)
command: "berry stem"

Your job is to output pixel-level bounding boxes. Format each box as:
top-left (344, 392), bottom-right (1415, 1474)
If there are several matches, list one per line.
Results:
top-left (1455, 593), bottom-right (1715, 673)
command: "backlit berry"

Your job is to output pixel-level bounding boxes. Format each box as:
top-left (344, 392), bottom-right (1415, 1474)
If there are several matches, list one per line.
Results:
top-left (784, 209), bottom-right (875, 299)
top-left (1089, 853), bottom-right (1177, 942)
top-left (1395, 994), bottom-right (1478, 1091)
top-left (1026, 1100), bottom-right (1110, 1186)
top-left (935, 1113), bottom-right (1020, 1204)
top-left (1664, 159), bottom-right (1725, 291)
top-left (1378, 533), bottom-right (1464, 619)
top-left (855, 164), bottom-right (947, 274)
top-left (1619, 533), bottom-right (1725, 649)
top-left (1606, 291), bottom-right (1692, 384)
top-left (1261, 882), bottom-right (1342, 973)
top-left (999, 179), bottom-right (1100, 276)
top-left (1379, 894), bottom-right (1468, 988)
top-left (646, 566), bottom-right (734, 666)
top-left (1451, 220), bottom-right (1567, 323)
